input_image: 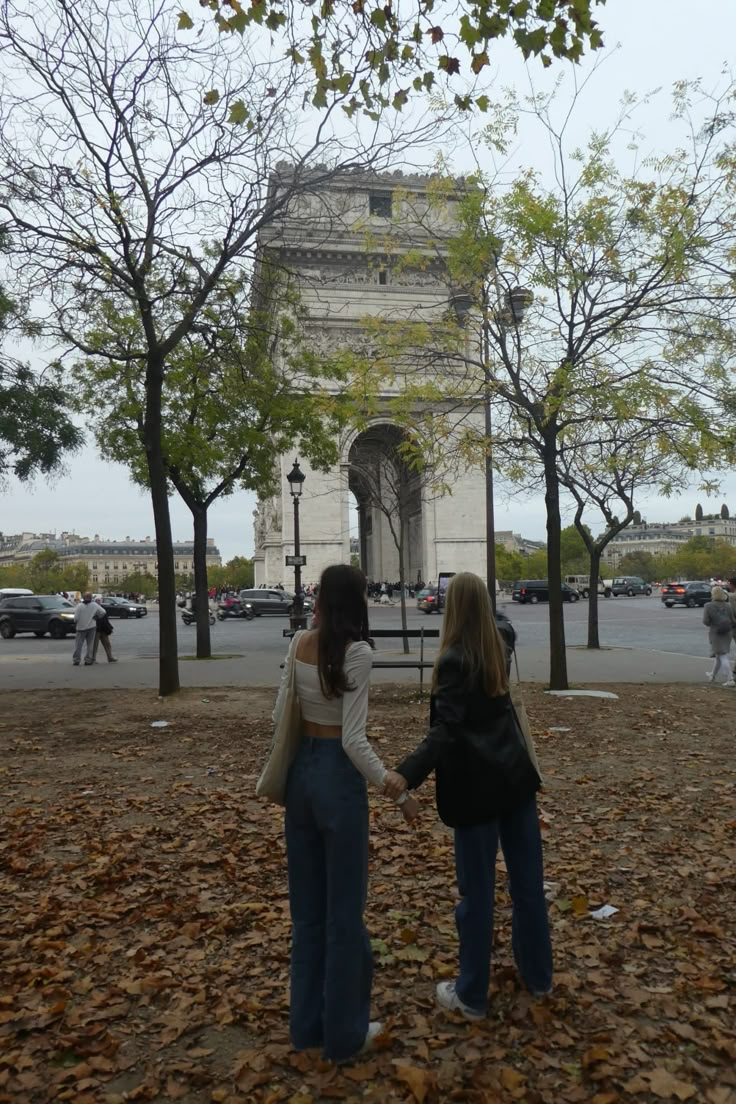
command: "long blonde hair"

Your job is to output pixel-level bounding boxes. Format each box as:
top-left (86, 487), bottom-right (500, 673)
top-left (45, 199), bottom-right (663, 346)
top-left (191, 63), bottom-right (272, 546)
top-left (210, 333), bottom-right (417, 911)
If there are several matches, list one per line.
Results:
top-left (432, 572), bottom-right (509, 697)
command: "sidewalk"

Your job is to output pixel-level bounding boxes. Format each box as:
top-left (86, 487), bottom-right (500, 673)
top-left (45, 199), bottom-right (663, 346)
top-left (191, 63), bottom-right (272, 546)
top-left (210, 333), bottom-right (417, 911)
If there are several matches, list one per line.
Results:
top-left (0, 643), bottom-right (714, 691)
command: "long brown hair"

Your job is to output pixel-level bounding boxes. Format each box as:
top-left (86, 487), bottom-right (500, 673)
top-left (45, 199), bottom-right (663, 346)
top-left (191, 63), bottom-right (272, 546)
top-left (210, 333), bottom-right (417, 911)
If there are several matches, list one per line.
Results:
top-left (316, 564), bottom-right (372, 698)
top-left (432, 572), bottom-right (508, 697)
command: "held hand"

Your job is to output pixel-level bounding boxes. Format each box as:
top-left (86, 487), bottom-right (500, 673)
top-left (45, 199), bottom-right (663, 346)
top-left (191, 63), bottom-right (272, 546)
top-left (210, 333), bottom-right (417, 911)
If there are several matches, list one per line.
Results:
top-left (383, 770), bottom-right (407, 801)
top-left (401, 795), bottom-right (420, 824)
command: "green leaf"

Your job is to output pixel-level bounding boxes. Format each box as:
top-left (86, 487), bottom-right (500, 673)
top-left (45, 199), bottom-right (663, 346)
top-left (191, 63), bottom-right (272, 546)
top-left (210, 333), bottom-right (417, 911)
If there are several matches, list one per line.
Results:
top-left (202, 89), bottom-right (220, 106)
top-left (176, 10), bottom-right (193, 30)
top-left (228, 100), bottom-right (250, 125)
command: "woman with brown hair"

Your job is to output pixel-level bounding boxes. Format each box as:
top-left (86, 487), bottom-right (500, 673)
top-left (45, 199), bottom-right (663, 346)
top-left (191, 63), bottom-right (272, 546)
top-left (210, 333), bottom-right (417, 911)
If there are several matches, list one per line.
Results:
top-left (274, 564), bottom-right (414, 1062)
top-left (386, 571), bottom-right (552, 1019)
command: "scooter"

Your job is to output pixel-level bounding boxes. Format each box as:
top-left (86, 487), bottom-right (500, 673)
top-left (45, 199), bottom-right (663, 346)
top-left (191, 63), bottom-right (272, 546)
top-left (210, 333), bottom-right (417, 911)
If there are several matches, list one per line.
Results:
top-left (181, 609), bottom-right (215, 626)
top-left (216, 601), bottom-right (255, 621)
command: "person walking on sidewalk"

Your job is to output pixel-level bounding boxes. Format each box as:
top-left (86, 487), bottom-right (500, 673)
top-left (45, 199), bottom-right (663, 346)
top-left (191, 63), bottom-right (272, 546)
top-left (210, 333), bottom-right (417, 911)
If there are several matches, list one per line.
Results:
top-left (385, 571), bottom-right (552, 1020)
top-left (275, 564), bottom-right (416, 1063)
top-left (92, 610), bottom-right (117, 664)
top-left (72, 593), bottom-right (105, 666)
top-left (728, 577), bottom-right (736, 672)
top-left (703, 585), bottom-right (735, 687)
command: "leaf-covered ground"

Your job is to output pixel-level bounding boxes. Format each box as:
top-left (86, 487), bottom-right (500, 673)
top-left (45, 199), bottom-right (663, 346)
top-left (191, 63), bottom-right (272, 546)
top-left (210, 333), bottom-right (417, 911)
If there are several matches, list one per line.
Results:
top-left (0, 684), bottom-right (735, 1104)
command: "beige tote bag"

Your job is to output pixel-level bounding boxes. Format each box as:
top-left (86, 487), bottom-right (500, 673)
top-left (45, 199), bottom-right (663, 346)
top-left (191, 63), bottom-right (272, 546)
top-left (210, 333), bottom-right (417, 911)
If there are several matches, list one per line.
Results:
top-left (256, 631), bottom-right (303, 805)
top-left (510, 652), bottom-right (543, 784)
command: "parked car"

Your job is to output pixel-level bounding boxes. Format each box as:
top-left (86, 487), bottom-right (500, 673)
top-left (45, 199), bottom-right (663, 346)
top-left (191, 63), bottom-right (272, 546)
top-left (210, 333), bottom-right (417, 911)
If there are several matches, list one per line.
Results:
top-left (608, 576), bottom-right (652, 597)
top-left (661, 581), bottom-right (712, 608)
top-left (0, 594), bottom-right (77, 639)
top-left (511, 580), bottom-right (580, 605)
top-left (417, 586), bottom-right (439, 614)
top-left (238, 588), bottom-right (314, 616)
top-left (100, 596), bottom-right (147, 618)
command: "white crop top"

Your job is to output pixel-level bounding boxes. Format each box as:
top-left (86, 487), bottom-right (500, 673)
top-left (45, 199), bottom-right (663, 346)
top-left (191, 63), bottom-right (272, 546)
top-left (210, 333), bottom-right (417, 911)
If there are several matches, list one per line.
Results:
top-left (272, 633), bottom-right (388, 791)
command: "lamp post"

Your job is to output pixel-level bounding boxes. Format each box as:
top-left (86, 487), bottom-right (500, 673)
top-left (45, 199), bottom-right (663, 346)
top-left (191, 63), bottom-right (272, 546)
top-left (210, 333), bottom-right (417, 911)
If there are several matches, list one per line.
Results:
top-left (286, 459), bottom-right (307, 631)
top-left (450, 284), bottom-right (531, 613)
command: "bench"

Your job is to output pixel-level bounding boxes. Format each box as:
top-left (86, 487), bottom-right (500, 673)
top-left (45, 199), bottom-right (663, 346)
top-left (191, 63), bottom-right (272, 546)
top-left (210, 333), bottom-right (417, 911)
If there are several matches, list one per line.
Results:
top-left (369, 628), bottom-right (438, 693)
top-left (282, 626), bottom-right (439, 692)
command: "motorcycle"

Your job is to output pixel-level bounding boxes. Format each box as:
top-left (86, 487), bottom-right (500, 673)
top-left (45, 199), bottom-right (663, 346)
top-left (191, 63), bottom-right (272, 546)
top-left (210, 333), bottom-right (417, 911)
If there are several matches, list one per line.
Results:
top-left (181, 608), bottom-right (215, 626)
top-left (216, 600), bottom-right (255, 622)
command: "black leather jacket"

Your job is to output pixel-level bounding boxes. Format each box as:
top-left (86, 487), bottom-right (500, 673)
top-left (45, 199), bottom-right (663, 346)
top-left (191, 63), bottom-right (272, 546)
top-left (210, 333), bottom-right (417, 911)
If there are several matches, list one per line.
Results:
top-left (396, 645), bottom-right (536, 827)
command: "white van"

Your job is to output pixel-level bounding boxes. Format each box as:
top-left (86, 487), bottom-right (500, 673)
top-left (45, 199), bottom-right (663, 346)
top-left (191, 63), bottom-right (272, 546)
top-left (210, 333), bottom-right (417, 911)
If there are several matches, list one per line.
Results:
top-left (564, 575), bottom-right (613, 599)
top-left (0, 587), bottom-right (34, 600)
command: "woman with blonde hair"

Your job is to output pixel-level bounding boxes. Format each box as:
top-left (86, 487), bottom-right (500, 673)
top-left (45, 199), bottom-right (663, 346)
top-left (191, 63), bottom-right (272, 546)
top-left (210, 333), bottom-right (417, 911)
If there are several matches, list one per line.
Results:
top-left (703, 585), bottom-right (736, 686)
top-left (386, 571), bottom-right (552, 1019)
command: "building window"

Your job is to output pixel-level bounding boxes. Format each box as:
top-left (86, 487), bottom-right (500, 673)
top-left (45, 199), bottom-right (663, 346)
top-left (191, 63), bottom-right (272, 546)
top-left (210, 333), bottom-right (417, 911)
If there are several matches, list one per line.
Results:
top-left (113, 575), bottom-right (119, 582)
top-left (175, 561), bottom-right (179, 569)
top-left (92, 574), bottom-right (98, 582)
top-left (104, 574), bottom-right (110, 583)
top-left (369, 192), bottom-right (392, 218)
top-left (92, 562), bottom-right (97, 569)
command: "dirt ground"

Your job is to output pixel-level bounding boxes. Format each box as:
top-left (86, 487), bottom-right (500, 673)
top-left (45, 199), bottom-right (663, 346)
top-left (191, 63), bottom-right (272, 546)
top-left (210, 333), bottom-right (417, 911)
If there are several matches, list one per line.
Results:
top-left (0, 683), bottom-right (735, 1104)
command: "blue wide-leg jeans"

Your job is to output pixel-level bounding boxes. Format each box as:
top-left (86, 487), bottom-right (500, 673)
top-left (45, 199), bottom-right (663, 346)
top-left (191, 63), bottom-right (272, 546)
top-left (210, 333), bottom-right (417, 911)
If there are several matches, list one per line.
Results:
top-left (285, 737), bottom-right (372, 1062)
top-left (453, 797), bottom-right (553, 1012)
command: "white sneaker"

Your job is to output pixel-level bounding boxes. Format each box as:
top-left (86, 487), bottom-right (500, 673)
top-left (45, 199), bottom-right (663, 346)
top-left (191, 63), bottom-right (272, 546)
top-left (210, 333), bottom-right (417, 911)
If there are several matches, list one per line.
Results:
top-left (435, 981), bottom-right (485, 1021)
top-left (705, 671), bottom-right (714, 682)
top-left (722, 680), bottom-right (735, 688)
top-left (334, 1021), bottom-right (384, 1065)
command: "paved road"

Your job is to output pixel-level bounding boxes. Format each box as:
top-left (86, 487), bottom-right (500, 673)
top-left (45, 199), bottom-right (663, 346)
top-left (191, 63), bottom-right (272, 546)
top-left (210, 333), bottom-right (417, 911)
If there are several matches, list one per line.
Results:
top-left (0, 593), bottom-right (727, 691)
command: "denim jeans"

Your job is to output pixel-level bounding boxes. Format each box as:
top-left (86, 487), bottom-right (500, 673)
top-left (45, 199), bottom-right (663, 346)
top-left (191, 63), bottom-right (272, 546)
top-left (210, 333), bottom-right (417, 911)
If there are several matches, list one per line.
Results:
top-left (453, 797), bottom-right (553, 1011)
top-left (284, 737), bottom-right (372, 1062)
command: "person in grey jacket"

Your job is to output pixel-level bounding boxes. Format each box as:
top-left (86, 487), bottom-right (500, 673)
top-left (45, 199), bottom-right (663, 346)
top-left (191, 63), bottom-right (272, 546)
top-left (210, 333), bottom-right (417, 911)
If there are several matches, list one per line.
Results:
top-left (703, 586), bottom-right (736, 687)
top-left (728, 577), bottom-right (736, 672)
top-left (72, 593), bottom-right (105, 666)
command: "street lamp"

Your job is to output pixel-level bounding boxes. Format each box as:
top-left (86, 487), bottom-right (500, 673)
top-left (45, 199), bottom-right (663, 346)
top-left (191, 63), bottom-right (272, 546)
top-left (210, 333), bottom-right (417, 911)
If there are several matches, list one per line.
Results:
top-left (286, 459), bottom-right (307, 631)
top-left (450, 284), bottom-right (531, 612)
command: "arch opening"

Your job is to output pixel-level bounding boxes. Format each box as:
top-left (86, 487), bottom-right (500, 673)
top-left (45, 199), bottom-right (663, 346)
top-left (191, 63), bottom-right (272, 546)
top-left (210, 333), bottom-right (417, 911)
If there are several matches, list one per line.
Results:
top-left (347, 424), bottom-right (424, 586)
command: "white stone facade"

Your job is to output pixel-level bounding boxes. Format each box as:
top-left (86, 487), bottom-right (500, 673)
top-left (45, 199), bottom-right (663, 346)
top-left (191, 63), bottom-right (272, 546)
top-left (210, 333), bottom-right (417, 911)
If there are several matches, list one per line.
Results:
top-left (253, 170), bottom-right (487, 587)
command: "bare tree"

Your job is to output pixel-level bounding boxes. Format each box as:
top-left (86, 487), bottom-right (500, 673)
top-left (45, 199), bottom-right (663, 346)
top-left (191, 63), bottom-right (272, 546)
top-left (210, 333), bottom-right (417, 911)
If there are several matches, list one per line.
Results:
top-left (556, 417), bottom-right (715, 648)
top-left (0, 0), bottom-right (444, 694)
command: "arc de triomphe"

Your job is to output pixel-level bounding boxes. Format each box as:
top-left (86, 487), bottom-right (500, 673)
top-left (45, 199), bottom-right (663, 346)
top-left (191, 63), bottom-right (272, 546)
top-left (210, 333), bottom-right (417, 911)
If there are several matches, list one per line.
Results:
top-left (252, 169), bottom-right (487, 588)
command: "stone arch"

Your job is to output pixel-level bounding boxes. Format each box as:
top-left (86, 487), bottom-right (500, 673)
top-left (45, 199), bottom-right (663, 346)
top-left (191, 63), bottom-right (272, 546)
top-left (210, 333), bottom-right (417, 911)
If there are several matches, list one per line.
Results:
top-left (346, 423), bottom-right (424, 585)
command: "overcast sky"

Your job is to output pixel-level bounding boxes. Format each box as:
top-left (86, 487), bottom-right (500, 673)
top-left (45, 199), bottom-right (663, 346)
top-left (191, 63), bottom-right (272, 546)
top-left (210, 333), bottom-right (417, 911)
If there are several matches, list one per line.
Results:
top-left (3, 0), bottom-right (736, 561)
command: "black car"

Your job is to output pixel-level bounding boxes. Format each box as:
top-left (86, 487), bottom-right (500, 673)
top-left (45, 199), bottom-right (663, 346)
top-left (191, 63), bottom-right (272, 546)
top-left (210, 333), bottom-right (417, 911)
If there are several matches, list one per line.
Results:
top-left (661, 581), bottom-right (712, 608)
top-left (609, 576), bottom-right (653, 597)
top-left (417, 586), bottom-right (439, 613)
top-left (100, 596), bottom-right (147, 619)
top-left (239, 588), bottom-right (314, 616)
top-left (0, 594), bottom-right (77, 639)
top-left (511, 580), bottom-right (580, 605)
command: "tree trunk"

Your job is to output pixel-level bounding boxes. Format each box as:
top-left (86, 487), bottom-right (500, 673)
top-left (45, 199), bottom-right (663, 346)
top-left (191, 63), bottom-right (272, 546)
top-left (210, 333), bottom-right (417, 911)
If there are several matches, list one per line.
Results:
top-left (192, 505), bottom-right (212, 659)
top-left (543, 435), bottom-right (568, 689)
top-left (587, 547), bottom-right (602, 649)
top-left (143, 352), bottom-right (180, 696)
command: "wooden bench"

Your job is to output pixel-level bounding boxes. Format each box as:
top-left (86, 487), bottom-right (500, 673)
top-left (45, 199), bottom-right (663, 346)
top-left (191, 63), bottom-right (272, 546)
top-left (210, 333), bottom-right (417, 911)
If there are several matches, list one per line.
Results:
top-left (282, 626), bottom-right (439, 692)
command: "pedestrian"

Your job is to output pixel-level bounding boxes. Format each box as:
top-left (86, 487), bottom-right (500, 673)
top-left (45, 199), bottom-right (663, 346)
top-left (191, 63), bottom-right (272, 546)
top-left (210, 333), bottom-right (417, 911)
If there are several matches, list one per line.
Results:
top-left (728, 577), bottom-right (736, 672)
top-left (385, 571), bottom-right (552, 1019)
top-left (72, 592), bottom-right (105, 666)
top-left (703, 585), bottom-right (735, 687)
top-left (92, 609), bottom-right (117, 663)
top-left (275, 564), bottom-right (416, 1063)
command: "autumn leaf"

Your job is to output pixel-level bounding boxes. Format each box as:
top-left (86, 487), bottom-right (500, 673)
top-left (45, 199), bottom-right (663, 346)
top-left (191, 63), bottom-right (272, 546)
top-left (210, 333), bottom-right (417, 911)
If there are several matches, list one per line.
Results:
top-left (646, 1068), bottom-right (698, 1100)
top-left (394, 1064), bottom-right (434, 1103)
